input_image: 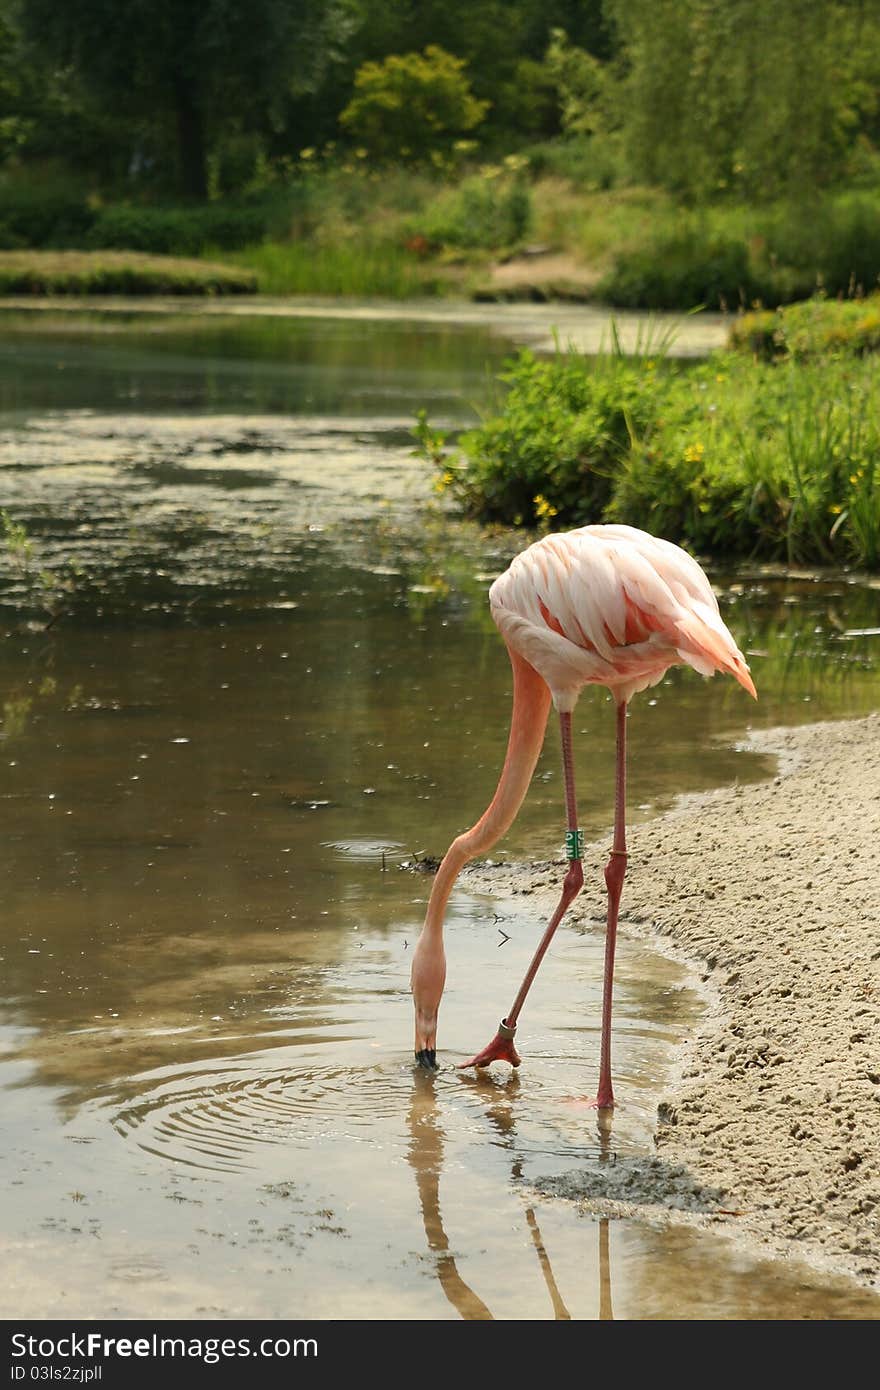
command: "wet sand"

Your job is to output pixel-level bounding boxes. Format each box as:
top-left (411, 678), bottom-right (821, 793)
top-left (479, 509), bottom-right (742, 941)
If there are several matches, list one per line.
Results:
top-left (463, 713), bottom-right (880, 1291)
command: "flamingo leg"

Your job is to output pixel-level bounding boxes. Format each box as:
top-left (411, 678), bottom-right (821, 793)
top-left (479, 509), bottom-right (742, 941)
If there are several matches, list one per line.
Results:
top-left (460, 710), bottom-right (584, 1068)
top-left (594, 699), bottom-right (628, 1109)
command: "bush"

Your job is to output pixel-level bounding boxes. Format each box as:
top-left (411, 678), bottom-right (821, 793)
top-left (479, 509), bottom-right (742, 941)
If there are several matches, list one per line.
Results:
top-left (339, 47), bottom-right (489, 165)
top-left (597, 228), bottom-right (757, 310)
top-left (422, 346), bottom-right (880, 569)
top-left (523, 134), bottom-right (624, 191)
top-left (430, 348), bottom-right (662, 527)
top-left (415, 170), bottom-right (532, 251)
top-left (729, 294), bottom-right (880, 361)
top-left (0, 177), bottom-right (94, 248)
top-left (87, 203), bottom-right (269, 255)
top-left (759, 195), bottom-right (880, 299)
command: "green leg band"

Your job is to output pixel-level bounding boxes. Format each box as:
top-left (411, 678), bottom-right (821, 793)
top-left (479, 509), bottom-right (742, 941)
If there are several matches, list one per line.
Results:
top-left (565, 829), bottom-right (584, 861)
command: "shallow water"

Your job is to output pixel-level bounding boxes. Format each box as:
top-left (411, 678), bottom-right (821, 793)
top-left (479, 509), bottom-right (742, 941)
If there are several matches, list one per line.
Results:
top-left (1, 310), bottom-right (879, 1319)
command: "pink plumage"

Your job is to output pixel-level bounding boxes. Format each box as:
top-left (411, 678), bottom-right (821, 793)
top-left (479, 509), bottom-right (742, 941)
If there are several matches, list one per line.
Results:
top-left (489, 524), bottom-right (756, 709)
top-left (411, 522), bottom-right (756, 1099)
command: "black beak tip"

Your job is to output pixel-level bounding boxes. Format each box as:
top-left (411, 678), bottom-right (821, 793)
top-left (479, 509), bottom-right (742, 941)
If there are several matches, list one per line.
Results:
top-left (414, 1048), bottom-right (439, 1072)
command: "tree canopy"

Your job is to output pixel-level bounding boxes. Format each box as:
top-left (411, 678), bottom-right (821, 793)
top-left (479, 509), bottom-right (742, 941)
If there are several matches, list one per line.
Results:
top-left (0, 0), bottom-right (877, 202)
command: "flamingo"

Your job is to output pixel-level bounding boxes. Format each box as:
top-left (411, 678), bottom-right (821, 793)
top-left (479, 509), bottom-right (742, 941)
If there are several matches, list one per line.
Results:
top-left (410, 523), bottom-right (756, 1106)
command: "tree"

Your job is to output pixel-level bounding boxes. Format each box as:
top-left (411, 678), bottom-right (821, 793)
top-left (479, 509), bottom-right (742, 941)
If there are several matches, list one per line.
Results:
top-left (543, 28), bottom-right (608, 139)
top-left (339, 46), bottom-right (488, 163)
top-left (17, 0), bottom-right (354, 199)
top-left (344, 0), bottom-right (614, 142)
top-left (607, 0), bottom-right (880, 200)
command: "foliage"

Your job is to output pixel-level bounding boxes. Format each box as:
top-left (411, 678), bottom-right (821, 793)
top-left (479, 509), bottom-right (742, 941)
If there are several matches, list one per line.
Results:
top-left (420, 347), bottom-right (663, 527)
top-left (597, 228), bottom-right (756, 311)
top-left (229, 239), bottom-right (444, 296)
top-left (542, 28), bottom-right (608, 139)
top-left (0, 174), bottom-right (94, 248)
top-left (757, 194), bottom-right (880, 298)
top-left (607, 0), bottom-right (880, 200)
top-left (16, 0), bottom-right (352, 198)
top-left (729, 294), bottom-right (880, 361)
top-left (419, 345), bottom-right (880, 569)
top-left (414, 165), bottom-right (532, 250)
top-left (86, 204), bottom-right (270, 256)
top-left (597, 195), bottom-right (880, 310)
top-left (339, 46), bottom-right (489, 164)
top-left (0, 250), bottom-right (256, 295)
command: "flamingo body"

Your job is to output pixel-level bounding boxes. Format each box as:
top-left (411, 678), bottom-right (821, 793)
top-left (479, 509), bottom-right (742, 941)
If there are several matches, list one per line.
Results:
top-left (411, 523), bottom-right (756, 1088)
top-left (489, 525), bottom-right (755, 709)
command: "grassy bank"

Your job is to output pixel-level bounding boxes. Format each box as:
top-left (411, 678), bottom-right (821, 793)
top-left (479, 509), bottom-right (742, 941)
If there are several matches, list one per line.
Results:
top-left (224, 240), bottom-right (447, 297)
top-left (416, 297), bottom-right (880, 570)
top-left (0, 250), bottom-right (257, 296)
top-left (4, 156), bottom-right (880, 305)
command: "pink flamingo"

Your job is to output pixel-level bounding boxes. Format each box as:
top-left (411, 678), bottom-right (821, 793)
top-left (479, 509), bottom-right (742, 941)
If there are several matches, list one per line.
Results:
top-left (411, 524), bottom-right (756, 1106)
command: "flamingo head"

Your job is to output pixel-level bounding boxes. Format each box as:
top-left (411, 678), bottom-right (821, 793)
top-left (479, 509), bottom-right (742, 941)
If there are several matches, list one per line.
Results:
top-left (411, 936), bottom-right (446, 1070)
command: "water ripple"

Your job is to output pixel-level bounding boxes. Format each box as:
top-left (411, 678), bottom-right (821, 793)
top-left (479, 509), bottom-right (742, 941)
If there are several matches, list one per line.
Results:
top-left (109, 1058), bottom-right (424, 1173)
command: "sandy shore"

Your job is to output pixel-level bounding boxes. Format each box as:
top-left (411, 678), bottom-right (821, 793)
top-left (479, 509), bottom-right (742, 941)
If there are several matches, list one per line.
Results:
top-left (464, 713), bottom-right (880, 1290)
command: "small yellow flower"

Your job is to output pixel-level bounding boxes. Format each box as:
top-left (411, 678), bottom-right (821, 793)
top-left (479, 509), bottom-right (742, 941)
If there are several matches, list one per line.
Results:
top-left (683, 442), bottom-right (705, 464)
top-left (432, 470), bottom-right (456, 496)
top-left (534, 494), bottom-right (559, 522)
top-left (299, 147), bottom-right (316, 161)
top-left (829, 504), bottom-right (843, 515)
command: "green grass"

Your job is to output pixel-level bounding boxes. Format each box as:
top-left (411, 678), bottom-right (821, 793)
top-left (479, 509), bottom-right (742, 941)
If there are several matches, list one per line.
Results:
top-left (0, 250), bottom-right (256, 295)
top-left (227, 239), bottom-right (447, 297)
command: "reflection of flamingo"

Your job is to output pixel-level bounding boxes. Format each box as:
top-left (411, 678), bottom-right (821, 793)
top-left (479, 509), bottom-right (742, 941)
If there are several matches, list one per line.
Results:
top-left (409, 1070), bottom-right (574, 1319)
top-left (407, 1073), bottom-right (493, 1319)
top-left (412, 525), bottom-right (756, 1106)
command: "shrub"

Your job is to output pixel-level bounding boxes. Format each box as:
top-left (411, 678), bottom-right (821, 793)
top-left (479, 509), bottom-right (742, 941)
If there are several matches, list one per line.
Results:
top-left (429, 348), bottom-right (662, 527)
top-left (760, 195), bottom-right (880, 298)
top-left (87, 203), bottom-right (269, 255)
top-left (596, 228), bottom-right (756, 310)
top-left (421, 346), bottom-right (880, 569)
top-left (415, 171), bottom-right (532, 251)
top-left (0, 177), bottom-right (94, 248)
top-left (339, 47), bottom-right (489, 165)
top-left (729, 294), bottom-right (880, 361)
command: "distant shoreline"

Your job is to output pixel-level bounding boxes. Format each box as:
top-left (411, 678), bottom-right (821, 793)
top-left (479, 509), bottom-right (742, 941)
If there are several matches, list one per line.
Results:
top-left (0, 294), bottom-right (730, 359)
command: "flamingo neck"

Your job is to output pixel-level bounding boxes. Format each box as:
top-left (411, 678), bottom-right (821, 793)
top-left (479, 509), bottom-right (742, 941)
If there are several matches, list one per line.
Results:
top-left (421, 646), bottom-right (551, 945)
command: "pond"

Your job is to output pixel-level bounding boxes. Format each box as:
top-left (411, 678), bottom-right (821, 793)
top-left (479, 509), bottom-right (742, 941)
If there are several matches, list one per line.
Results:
top-left (1, 307), bottom-right (879, 1319)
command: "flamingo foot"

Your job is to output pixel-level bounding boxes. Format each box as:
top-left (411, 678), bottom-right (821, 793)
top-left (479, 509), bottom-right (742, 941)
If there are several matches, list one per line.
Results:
top-left (459, 1019), bottom-right (521, 1069)
top-left (414, 1048), bottom-right (439, 1071)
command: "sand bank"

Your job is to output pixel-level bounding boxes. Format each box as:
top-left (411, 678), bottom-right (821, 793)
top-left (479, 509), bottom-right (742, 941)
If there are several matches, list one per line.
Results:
top-left (464, 713), bottom-right (880, 1290)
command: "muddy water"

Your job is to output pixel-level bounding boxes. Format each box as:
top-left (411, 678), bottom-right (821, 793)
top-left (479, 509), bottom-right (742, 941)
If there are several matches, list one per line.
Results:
top-left (2, 311), bottom-right (879, 1319)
